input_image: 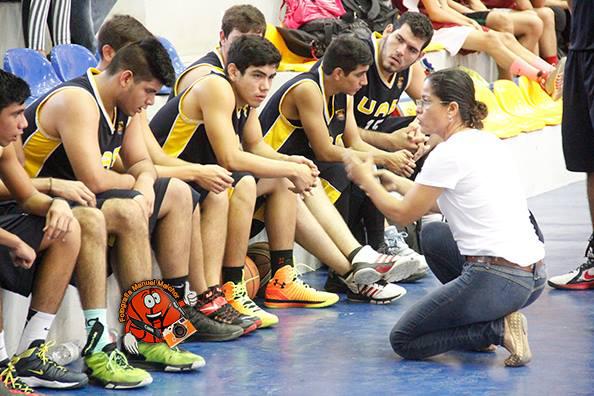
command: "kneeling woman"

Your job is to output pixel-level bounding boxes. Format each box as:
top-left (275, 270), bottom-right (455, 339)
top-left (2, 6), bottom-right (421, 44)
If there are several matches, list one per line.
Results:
top-left (345, 68), bottom-right (546, 367)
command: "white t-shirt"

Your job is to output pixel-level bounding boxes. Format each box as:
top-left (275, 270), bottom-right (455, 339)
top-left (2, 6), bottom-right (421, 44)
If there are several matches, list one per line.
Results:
top-left (415, 129), bottom-right (545, 266)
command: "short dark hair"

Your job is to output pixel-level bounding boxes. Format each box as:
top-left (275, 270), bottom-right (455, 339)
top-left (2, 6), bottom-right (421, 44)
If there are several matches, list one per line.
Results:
top-left (226, 35), bottom-right (281, 74)
top-left (221, 5), bottom-right (266, 37)
top-left (394, 12), bottom-right (434, 50)
top-left (427, 68), bottom-right (488, 129)
top-left (97, 14), bottom-right (153, 57)
top-left (105, 38), bottom-right (175, 87)
top-left (321, 34), bottom-right (373, 75)
top-left (0, 70), bottom-right (30, 112)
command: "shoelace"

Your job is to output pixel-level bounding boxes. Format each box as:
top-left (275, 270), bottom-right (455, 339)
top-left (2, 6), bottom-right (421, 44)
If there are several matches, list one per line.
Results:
top-left (287, 265), bottom-right (316, 289)
top-left (38, 341), bottom-right (67, 373)
top-left (107, 349), bottom-right (134, 372)
top-left (1, 362), bottom-right (35, 393)
top-left (232, 283), bottom-right (260, 311)
top-left (386, 231), bottom-right (409, 250)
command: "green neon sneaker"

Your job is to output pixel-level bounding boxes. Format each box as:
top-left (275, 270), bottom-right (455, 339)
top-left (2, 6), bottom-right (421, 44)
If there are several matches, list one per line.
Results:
top-left (123, 340), bottom-right (205, 372)
top-left (84, 343), bottom-right (152, 389)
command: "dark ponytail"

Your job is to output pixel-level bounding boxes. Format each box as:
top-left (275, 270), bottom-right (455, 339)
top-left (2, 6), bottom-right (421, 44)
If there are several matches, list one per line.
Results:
top-left (426, 68), bottom-right (488, 129)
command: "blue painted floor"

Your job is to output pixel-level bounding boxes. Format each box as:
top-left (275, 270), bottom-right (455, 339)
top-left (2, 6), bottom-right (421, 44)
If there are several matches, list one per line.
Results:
top-left (45, 181), bottom-right (593, 396)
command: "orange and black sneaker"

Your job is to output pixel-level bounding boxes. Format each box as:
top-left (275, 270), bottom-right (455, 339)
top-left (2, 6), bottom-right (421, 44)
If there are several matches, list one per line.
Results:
top-left (264, 265), bottom-right (339, 308)
top-left (222, 281), bottom-right (279, 328)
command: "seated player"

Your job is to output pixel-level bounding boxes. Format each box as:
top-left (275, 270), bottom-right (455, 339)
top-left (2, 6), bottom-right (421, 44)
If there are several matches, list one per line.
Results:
top-left (0, 69), bottom-right (86, 392)
top-left (95, 14), bottom-right (248, 339)
top-left (20, 39), bottom-right (204, 380)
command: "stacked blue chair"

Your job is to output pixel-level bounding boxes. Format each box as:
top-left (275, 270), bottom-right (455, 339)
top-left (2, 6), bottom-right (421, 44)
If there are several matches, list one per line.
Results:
top-left (3, 48), bottom-right (62, 104)
top-left (157, 36), bottom-right (186, 95)
top-left (50, 44), bottom-right (98, 82)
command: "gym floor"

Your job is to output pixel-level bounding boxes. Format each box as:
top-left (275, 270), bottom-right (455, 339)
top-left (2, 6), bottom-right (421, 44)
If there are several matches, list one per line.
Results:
top-left (46, 181), bottom-right (592, 395)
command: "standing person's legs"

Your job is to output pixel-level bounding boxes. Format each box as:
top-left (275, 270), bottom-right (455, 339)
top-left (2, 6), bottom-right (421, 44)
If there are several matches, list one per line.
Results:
top-left (90, 0), bottom-right (117, 32)
top-left (47, 0), bottom-right (71, 46)
top-left (549, 50), bottom-right (594, 289)
top-left (69, 0), bottom-right (94, 51)
top-left (22, 0), bottom-right (50, 51)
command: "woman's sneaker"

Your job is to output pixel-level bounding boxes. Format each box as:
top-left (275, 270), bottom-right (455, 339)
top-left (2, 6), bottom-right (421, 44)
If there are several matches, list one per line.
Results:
top-left (11, 341), bottom-right (88, 389)
top-left (84, 343), bottom-right (152, 389)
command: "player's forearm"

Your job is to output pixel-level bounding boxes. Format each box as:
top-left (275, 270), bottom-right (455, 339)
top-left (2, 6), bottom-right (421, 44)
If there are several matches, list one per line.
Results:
top-left (359, 128), bottom-right (399, 151)
top-left (21, 191), bottom-right (53, 217)
top-left (222, 151), bottom-right (297, 179)
top-left (0, 228), bottom-right (23, 249)
top-left (247, 141), bottom-right (287, 161)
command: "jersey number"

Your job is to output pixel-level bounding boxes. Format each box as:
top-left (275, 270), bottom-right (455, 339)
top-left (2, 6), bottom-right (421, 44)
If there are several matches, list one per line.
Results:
top-left (101, 147), bottom-right (121, 169)
top-left (365, 119), bottom-right (385, 131)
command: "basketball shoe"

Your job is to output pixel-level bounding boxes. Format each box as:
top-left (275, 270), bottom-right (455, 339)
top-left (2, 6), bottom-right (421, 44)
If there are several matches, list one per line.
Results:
top-left (0, 360), bottom-right (43, 395)
top-left (324, 270), bottom-right (407, 304)
top-left (548, 234), bottom-right (594, 290)
top-left (195, 286), bottom-right (259, 334)
top-left (265, 265), bottom-right (339, 308)
top-left (84, 343), bottom-right (152, 389)
top-left (350, 245), bottom-right (423, 285)
top-left (222, 280), bottom-right (279, 328)
top-left (122, 340), bottom-right (205, 372)
top-left (11, 341), bottom-right (88, 389)
top-left (182, 304), bottom-right (243, 342)
top-left (379, 228), bottom-right (429, 282)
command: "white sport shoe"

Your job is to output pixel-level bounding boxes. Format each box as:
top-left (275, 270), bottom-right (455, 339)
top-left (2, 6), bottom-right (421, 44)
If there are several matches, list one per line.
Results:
top-left (382, 227), bottom-right (428, 282)
top-left (340, 272), bottom-right (406, 304)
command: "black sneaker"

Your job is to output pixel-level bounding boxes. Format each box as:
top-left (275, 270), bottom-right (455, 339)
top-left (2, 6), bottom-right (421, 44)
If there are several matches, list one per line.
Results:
top-left (12, 341), bottom-right (88, 389)
top-left (196, 287), bottom-right (259, 334)
top-left (184, 305), bottom-right (243, 342)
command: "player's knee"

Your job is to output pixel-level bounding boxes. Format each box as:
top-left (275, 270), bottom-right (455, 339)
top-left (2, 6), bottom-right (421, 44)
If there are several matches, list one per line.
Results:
top-left (164, 178), bottom-right (193, 210)
top-left (233, 175), bottom-right (257, 204)
top-left (104, 199), bottom-right (148, 235)
top-left (73, 207), bottom-right (106, 241)
top-left (489, 13), bottom-right (513, 33)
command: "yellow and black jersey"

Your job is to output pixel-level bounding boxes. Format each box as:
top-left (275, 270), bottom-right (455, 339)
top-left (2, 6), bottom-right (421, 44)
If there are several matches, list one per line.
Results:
top-left (353, 32), bottom-right (411, 131)
top-left (22, 68), bottom-right (128, 180)
top-left (151, 73), bottom-right (250, 165)
top-left (260, 63), bottom-right (348, 161)
top-left (169, 48), bottom-right (224, 100)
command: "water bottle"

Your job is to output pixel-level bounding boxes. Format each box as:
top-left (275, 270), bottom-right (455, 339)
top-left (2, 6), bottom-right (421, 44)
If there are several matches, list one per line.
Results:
top-left (48, 342), bottom-right (82, 366)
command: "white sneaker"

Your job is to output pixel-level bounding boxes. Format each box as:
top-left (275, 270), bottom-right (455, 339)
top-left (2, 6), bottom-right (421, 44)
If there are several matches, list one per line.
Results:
top-left (341, 273), bottom-right (406, 304)
top-left (383, 228), bottom-right (429, 282)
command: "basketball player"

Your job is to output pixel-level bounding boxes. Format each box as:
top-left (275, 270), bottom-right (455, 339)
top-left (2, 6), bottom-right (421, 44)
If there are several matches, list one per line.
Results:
top-left (21, 38), bottom-right (204, 382)
top-left (0, 69), bottom-right (86, 392)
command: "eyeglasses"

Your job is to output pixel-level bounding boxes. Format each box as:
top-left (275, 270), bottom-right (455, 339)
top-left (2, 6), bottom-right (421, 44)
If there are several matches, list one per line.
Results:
top-left (415, 99), bottom-right (449, 110)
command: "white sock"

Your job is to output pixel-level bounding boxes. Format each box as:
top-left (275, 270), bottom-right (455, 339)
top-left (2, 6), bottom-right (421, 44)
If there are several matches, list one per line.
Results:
top-left (0, 331), bottom-right (8, 362)
top-left (17, 311), bottom-right (55, 354)
top-left (351, 245), bottom-right (379, 263)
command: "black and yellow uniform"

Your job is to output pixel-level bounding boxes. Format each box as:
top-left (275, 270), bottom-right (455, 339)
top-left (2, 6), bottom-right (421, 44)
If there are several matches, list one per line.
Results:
top-left (150, 73), bottom-right (251, 198)
top-left (23, 68), bottom-right (127, 181)
top-left (22, 68), bottom-right (169, 232)
top-left (353, 32), bottom-right (415, 133)
top-left (169, 48), bottom-right (224, 100)
top-left (259, 64), bottom-right (350, 204)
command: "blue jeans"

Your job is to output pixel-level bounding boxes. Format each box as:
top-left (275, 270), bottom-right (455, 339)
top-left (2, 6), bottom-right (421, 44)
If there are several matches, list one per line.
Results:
top-left (390, 221), bottom-right (546, 360)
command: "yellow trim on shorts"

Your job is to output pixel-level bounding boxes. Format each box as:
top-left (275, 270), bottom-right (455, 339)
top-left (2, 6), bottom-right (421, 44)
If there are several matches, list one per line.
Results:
top-left (320, 177), bottom-right (341, 204)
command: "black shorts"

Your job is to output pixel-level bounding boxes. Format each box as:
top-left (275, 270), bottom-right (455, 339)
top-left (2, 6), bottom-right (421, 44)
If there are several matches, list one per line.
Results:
top-left (562, 50), bottom-right (594, 172)
top-left (464, 11), bottom-right (490, 26)
top-left (315, 161), bottom-right (351, 204)
top-left (96, 177), bottom-right (171, 235)
top-left (189, 171), bottom-right (252, 204)
top-left (0, 202), bottom-right (46, 296)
